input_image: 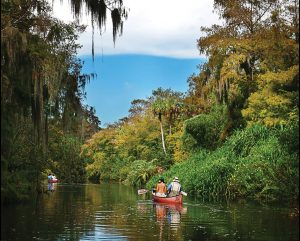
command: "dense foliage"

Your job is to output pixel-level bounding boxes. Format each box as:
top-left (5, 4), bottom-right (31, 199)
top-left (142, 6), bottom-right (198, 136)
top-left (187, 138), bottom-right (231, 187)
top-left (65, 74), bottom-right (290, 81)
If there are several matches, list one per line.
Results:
top-left (80, 107), bottom-right (168, 185)
top-left (147, 124), bottom-right (299, 202)
top-left (1, 0), bottom-right (114, 203)
top-left (1, 0), bottom-right (298, 205)
top-left (182, 105), bottom-right (228, 151)
top-left (80, 0), bottom-right (298, 203)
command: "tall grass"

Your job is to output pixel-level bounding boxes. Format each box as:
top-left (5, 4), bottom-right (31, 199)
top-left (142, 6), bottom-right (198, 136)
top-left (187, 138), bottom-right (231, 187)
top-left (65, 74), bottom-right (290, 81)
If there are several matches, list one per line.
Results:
top-left (146, 124), bottom-right (299, 202)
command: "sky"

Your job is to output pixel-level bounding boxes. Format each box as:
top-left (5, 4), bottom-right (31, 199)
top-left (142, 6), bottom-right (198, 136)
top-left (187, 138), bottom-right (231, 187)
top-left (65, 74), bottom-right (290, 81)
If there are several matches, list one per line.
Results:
top-left (81, 55), bottom-right (204, 126)
top-left (51, 0), bottom-right (221, 126)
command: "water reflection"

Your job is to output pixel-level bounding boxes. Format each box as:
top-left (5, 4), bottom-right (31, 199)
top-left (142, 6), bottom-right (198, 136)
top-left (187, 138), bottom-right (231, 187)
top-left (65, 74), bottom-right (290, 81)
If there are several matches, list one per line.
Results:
top-left (153, 203), bottom-right (188, 240)
top-left (154, 203), bottom-right (187, 226)
top-left (1, 183), bottom-right (299, 241)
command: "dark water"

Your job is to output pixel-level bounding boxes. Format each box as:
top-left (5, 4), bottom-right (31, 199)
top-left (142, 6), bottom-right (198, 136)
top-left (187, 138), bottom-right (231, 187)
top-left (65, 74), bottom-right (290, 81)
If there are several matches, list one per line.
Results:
top-left (1, 183), bottom-right (299, 241)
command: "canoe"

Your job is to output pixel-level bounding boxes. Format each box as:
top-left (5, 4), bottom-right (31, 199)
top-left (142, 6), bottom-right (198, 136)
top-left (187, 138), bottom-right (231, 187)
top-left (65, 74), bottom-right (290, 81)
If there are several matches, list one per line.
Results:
top-left (48, 179), bottom-right (59, 183)
top-left (152, 194), bottom-right (183, 204)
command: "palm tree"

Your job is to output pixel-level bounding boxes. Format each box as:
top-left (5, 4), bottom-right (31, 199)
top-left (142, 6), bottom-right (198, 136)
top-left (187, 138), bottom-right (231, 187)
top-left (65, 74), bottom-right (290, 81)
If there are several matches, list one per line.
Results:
top-left (150, 88), bottom-right (184, 155)
top-left (152, 99), bottom-right (167, 155)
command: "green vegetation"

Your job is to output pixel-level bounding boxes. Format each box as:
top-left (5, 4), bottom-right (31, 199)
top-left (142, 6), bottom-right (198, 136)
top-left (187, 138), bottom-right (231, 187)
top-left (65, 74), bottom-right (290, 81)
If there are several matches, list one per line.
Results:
top-left (1, 0), bottom-right (121, 203)
top-left (1, 0), bottom-right (298, 204)
top-left (147, 124), bottom-right (299, 202)
top-left (182, 105), bottom-right (228, 151)
top-left (79, 0), bottom-right (298, 203)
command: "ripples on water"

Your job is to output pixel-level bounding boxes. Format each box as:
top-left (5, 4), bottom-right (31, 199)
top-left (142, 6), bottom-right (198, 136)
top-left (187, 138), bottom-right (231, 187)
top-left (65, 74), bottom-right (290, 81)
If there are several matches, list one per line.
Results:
top-left (1, 183), bottom-right (299, 241)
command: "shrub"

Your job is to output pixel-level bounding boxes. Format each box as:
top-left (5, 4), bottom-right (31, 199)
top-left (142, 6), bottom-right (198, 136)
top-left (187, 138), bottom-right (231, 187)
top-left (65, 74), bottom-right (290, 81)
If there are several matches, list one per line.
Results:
top-left (147, 124), bottom-right (299, 202)
top-left (182, 105), bottom-right (228, 151)
top-left (124, 160), bottom-right (156, 187)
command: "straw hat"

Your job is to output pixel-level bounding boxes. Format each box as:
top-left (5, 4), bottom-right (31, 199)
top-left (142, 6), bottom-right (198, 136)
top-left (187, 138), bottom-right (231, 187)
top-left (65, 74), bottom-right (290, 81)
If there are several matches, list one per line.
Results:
top-left (173, 177), bottom-right (179, 182)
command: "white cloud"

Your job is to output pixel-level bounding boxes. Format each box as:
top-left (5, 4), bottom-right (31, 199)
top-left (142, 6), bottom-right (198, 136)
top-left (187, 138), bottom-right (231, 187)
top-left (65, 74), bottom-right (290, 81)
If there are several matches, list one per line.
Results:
top-left (51, 0), bottom-right (221, 58)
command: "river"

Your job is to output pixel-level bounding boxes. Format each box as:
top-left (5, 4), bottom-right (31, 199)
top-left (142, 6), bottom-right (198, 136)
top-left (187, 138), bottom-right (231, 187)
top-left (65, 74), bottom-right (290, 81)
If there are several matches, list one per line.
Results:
top-left (1, 183), bottom-right (298, 241)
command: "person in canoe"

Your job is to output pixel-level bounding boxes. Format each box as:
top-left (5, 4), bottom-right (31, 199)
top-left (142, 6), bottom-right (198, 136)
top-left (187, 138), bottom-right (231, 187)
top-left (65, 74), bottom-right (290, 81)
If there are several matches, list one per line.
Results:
top-left (167, 177), bottom-right (182, 197)
top-left (154, 177), bottom-right (167, 197)
top-left (47, 173), bottom-right (54, 191)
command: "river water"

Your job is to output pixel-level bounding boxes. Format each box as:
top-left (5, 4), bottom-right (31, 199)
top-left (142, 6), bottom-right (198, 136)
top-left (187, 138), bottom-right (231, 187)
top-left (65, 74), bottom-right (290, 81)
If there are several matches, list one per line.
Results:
top-left (1, 183), bottom-right (299, 241)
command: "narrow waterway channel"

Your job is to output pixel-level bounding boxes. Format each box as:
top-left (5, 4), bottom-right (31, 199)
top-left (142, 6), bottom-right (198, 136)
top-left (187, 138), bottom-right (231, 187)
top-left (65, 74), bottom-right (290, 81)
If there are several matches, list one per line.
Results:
top-left (1, 183), bottom-right (298, 241)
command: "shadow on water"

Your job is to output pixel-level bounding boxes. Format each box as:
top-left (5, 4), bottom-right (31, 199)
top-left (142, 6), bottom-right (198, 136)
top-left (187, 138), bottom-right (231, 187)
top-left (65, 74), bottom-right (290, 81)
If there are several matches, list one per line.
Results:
top-left (1, 183), bottom-right (299, 241)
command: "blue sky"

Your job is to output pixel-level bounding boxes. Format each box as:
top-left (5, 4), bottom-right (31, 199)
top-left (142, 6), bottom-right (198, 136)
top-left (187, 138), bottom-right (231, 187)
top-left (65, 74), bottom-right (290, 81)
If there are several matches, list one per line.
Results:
top-left (51, 0), bottom-right (219, 126)
top-left (82, 54), bottom-right (205, 126)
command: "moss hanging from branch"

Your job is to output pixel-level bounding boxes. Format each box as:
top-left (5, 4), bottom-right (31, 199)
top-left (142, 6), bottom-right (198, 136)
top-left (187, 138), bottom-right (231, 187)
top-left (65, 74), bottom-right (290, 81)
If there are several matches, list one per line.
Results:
top-left (1, 0), bottom-right (102, 202)
top-left (70, 0), bottom-right (83, 19)
top-left (97, 0), bottom-right (107, 29)
top-left (69, 0), bottom-right (128, 58)
top-left (111, 8), bottom-right (122, 45)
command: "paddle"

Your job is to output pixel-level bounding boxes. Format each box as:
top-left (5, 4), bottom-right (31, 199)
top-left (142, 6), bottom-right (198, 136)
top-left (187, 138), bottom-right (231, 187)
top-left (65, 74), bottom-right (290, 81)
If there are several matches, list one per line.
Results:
top-left (137, 189), bottom-right (188, 196)
top-left (137, 189), bottom-right (149, 195)
top-left (180, 191), bottom-right (188, 196)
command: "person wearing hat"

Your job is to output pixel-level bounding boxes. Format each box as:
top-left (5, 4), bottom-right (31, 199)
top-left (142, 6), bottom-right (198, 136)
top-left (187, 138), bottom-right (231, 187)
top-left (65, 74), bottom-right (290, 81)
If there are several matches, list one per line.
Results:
top-left (167, 177), bottom-right (182, 197)
top-left (155, 177), bottom-right (167, 197)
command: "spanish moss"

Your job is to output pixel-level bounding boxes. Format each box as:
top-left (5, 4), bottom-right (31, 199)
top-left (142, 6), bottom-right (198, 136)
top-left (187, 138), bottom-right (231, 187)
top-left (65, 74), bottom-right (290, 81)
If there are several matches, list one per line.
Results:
top-left (69, 0), bottom-right (128, 58)
top-left (111, 8), bottom-right (122, 45)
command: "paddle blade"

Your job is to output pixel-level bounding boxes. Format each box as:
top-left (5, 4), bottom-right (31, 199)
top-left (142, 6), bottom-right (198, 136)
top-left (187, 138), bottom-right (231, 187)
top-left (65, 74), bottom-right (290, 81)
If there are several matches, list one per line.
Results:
top-left (138, 189), bottom-right (148, 195)
top-left (181, 191), bottom-right (187, 196)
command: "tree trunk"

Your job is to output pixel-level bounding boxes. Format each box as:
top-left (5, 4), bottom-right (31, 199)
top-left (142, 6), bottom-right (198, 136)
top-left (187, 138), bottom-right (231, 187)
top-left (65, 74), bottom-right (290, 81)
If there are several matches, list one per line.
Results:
top-left (169, 113), bottom-right (172, 135)
top-left (159, 114), bottom-right (167, 155)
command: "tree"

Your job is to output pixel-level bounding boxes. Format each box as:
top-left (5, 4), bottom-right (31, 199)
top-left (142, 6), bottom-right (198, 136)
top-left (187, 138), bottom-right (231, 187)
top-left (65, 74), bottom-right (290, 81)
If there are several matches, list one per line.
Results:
top-left (150, 88), bottom-right (184, 155)
top-left (188, 0), bottom-right (299, 134)
top-left (128, 99), bottom-right (150, 118)
top-left (242, 66), bottom-right (299, 126)
top-left (1, 0), bottom-right (104, 201)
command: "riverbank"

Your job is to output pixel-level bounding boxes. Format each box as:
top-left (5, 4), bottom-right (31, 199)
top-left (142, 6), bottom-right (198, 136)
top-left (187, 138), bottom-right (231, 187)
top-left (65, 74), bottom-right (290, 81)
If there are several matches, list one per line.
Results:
top-left (146, 125), bottom-right (299, 204)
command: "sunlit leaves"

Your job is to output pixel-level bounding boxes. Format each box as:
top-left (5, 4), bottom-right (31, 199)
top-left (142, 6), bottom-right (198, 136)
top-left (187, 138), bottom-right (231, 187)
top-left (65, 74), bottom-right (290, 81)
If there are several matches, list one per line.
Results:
top-left (189, 0), bottom-right (299, 135)
top-left (242, 65), bottom-right (299, 127)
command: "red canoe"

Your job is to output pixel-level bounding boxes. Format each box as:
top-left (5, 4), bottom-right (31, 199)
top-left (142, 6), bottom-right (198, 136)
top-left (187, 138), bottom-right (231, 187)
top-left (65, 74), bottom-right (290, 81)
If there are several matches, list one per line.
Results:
top-left (48, 179), bottom-right (59, 183)
top-left (152, 194), bottom-right (183, 204)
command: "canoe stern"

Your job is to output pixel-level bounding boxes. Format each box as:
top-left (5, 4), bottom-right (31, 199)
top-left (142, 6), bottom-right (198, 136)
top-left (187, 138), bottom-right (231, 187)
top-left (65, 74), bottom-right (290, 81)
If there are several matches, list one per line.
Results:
top-left (152, 194), bottom-right (183, 204)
